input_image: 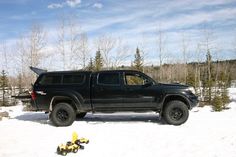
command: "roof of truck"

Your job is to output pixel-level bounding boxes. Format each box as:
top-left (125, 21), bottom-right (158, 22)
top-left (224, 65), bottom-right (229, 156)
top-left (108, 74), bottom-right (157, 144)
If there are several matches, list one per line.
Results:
top-left (40, 69), bottom-right (142, 75)
top-left (40, 70), bottom-right (92, 75)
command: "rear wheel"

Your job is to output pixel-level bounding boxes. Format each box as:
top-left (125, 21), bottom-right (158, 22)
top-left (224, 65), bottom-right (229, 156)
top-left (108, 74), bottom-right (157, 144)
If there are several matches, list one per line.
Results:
top-left (76, 112), bottom-right (87, 119)
top-left (163, 100), bottom-right (189, 125)
top-left (51, 103), bottom-right (76, 127)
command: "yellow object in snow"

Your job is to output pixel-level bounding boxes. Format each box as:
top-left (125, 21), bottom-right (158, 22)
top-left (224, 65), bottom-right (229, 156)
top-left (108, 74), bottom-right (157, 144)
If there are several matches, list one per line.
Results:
top-left (57, 132), bottom-right (89, 156)
top-left (72, 132), bottom-right (78, 143)
top-left (72, 131), bottom-right (89, 144)
top-left (59, 144), bottom-right (66, 150)
top-left (78, 137), bottom-right (89, 144)
top-left (57, 142), bottom-right (79, 156)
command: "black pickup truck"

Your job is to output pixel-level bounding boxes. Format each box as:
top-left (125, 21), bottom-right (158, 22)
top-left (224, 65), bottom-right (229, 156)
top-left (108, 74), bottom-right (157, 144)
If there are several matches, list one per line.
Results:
top-left (30, 69), bottom-right (198, 126)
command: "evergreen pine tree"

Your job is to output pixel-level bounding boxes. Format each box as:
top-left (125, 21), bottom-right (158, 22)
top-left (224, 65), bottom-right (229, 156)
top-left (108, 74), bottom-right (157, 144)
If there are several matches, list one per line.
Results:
top-left (132, 47), bottom-right (143, 71)
top-left (221, 90), bottom-right (230, 108)
top-left (212, 95), bottom-right (223, 112)
top-left (94, 49), bottom-right (103, 71)
top-left (218, 71), bottom-right (227, 89)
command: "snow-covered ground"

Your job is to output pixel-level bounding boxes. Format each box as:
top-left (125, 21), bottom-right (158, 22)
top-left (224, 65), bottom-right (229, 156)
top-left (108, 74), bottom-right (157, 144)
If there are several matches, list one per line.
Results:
top-left (0, 89), bottom-right (236, 157)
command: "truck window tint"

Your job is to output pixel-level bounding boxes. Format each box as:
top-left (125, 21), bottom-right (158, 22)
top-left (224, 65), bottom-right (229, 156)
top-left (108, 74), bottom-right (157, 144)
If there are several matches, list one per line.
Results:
top-left (125, 74), bottom-right (145, 85)
top-left (39, 75), bottom-right (62, 85)
top-left (98, 73), bottom-right (120, 85)
top-left (63, 75), bottom-right (85, 84)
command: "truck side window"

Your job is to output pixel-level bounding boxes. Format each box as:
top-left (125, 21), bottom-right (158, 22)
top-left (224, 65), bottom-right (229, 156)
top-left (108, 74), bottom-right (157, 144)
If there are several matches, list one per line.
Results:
top-left (98, 73), bottom-right (120, 85)
top-left (39, 75), bottom-right (62, 85)
top-left (63, 74), bottom-right (85, 84)
top-left (125, 73), bottom-right (149, 85)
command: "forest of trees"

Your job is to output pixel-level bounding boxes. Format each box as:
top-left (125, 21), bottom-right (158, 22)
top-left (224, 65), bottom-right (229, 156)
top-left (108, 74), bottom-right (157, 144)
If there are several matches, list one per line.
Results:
top-left (0, 14), bottom-right (236, 111)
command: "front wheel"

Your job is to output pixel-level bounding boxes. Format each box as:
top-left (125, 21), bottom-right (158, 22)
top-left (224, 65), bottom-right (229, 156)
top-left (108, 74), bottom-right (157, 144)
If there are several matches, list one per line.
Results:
top-left (163, 100), bottom-right (189, 125)
top-left (50, 103), bottom-right (76, 127)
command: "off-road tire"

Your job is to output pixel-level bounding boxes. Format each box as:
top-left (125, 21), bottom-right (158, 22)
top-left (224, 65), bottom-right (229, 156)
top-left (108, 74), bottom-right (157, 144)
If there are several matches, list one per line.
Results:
top-left (163, 100), bottom-right (189, 125)
top-left (51, 103), bottom-right (76, 127)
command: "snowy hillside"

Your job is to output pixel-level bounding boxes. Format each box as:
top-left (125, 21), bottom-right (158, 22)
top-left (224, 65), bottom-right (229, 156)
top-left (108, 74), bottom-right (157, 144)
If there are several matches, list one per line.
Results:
top-left (0, 89), bottom-right (236, 157)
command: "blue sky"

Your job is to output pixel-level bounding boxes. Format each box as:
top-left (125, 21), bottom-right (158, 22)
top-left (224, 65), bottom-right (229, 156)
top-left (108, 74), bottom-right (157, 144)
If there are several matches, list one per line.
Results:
top-left (0, 0), bottom-right (236, 70)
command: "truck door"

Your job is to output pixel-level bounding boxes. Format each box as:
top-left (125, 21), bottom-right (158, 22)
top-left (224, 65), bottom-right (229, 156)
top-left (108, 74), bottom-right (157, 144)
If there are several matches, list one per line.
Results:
top-left (123, 71), bottom-right (157, 108)
top-left (91, 72), bottom-right (124, 110)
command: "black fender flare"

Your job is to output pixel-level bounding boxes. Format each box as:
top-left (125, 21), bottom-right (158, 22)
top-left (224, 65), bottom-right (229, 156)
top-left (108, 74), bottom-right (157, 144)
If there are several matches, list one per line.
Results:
top-left (49, 91), bottom-right (83, 112)
top-left (161, 94), bottom-right (191, 109)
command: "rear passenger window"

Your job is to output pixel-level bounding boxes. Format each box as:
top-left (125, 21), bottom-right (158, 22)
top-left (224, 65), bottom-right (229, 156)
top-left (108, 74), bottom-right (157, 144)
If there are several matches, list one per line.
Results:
top-left (98, 73), bottom-right (120, 85)
top-left (63, 75), bottom-right (85, 84)
top-left (39, 75), bottom-right (62, 85)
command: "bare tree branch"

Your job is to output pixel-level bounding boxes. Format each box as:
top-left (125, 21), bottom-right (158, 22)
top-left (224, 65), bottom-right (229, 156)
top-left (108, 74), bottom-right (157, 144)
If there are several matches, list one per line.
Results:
top-left (156, 25), bottom-right (167, 81)
top-left (113, 38), bottom-right (130, 68)
top-left (57, 14), bottom-right (67, 70)
top-left (28, 24), bottom-right (47, 67)
top-left (94, 34), bottom-right (116, 69)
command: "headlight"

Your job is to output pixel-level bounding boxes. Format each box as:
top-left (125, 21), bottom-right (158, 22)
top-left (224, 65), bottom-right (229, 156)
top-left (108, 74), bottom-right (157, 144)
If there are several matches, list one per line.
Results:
top-left (188, 87), bottom-right (196, 94)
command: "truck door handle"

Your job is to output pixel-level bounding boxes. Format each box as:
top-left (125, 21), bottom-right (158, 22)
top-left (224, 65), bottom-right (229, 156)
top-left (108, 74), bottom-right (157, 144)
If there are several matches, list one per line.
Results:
top-left (36, 91), bottom-right (47, 95)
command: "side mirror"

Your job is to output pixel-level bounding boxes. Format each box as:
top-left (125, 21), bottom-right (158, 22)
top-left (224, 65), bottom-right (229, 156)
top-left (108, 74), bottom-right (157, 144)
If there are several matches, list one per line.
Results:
top-left (143, 81), bottom-right (152, 87)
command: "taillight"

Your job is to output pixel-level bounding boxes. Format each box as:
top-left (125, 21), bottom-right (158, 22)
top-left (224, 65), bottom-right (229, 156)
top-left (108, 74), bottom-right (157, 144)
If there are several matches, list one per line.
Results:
top-left (31, 91), bottom-right (36, 100)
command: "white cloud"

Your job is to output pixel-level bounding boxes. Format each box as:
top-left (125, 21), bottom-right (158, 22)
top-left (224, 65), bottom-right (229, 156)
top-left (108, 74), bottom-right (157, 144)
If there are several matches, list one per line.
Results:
top-left (47, 0), bottom-right (81, 9)
top-left (92, 3), bottom-right (103, 9)
top-left (66, 0), bottom-right (81, 8)
top-left (47, 3), bottom-right (63, 9)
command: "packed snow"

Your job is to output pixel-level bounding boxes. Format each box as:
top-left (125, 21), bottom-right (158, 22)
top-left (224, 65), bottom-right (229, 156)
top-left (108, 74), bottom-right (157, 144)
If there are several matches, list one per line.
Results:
top-left (0, 89), bottom-right (236, 157)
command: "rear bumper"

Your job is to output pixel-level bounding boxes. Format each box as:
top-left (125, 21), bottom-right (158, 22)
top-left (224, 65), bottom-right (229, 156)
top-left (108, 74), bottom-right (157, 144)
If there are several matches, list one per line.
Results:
top-left (30, 99), bottom-right (50, 112)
